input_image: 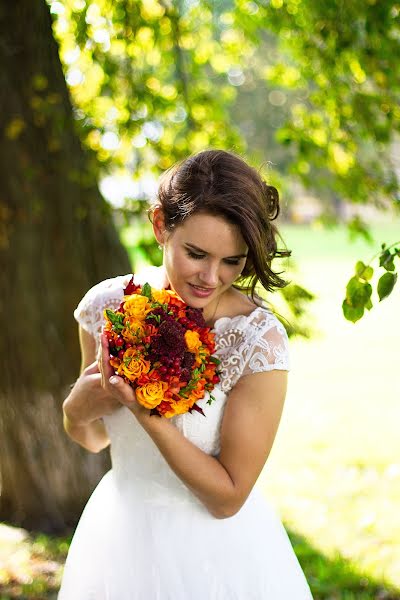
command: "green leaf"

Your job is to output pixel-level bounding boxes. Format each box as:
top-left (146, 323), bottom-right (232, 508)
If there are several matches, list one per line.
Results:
top-left (342, 298), bottom-right (364, 323)
top-left (209, 356), bottom-right (221, 365)
top-left (346, 277), bottom-right (372, 307)
top-left (355, 261), bottom-right (366, 276)
top-left (379, 249), bottom-right (395, 272)
top-left (355, 261), bottom-right (373, 281)
top-left (141, 282), bottom-right (152, 300)
top-left (365, 298), bottom-right (373, 311)
top-left (377, 272), bottom-right (397, 302)
top-left (105, 309), bottom-right (124, 331)
top-left (206, 393), bottom-right (216, 405)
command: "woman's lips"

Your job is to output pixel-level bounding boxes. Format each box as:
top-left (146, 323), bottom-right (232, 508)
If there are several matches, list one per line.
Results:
top-left (188, 283), bottom-right (216, 298)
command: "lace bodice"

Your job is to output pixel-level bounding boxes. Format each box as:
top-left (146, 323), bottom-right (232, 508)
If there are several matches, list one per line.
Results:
top-left (73, 270), bottom-right (290, 506)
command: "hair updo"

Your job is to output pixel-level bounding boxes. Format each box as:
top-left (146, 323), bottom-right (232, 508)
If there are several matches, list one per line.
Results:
top-left (150, 149), bottom-right (291, 297)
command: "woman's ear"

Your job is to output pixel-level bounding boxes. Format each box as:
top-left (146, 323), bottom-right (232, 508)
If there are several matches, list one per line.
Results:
top-left (152, 206), bottom-right (167, 245)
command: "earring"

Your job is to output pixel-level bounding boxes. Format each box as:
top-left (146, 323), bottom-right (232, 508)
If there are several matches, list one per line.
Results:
top-left (158, 244), bottom-right (163, 250)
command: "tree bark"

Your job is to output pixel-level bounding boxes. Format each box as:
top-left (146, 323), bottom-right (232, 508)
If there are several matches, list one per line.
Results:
top-left (0, 0), bottom-right (132, 532)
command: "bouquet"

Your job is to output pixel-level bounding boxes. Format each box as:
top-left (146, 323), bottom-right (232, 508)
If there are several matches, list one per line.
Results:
top-left (103, 276), bottom-right (220, 418)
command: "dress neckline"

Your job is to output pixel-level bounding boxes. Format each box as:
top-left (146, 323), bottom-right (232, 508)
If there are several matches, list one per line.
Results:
top-left (212, 305), bottom-right (267, 332)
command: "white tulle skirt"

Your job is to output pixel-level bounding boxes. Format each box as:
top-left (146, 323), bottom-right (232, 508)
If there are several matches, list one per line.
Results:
top-left (58, 469), bottom-right (312, 599)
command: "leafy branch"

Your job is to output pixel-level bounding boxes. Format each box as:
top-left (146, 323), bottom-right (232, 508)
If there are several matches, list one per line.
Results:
top-left (343, 241), bottom-right (400, 323)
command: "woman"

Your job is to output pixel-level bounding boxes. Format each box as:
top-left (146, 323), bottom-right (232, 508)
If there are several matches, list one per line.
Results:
top-left (59, 149), bottom-right (313, 598)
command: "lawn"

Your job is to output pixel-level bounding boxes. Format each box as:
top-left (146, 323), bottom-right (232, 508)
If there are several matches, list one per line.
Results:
top-left (259, 221), bottom-right (400, 597)
top-left (1, 220), bottom-right (398, 599)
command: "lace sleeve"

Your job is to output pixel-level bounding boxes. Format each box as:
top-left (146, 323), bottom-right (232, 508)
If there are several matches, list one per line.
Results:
top-left (73, 274), bottom-right (132, 341)
top-left (242, 312), bottom-right (290, 377)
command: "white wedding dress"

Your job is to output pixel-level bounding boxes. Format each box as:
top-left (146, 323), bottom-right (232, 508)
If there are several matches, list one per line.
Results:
top-left (58, 269), bottom-right (313, 599)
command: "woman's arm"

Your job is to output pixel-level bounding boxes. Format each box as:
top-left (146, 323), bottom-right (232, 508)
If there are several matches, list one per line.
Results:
top-left (63, 326), bottom-right (120, 453)
top-left (101, 334), bottom-right (287, 517)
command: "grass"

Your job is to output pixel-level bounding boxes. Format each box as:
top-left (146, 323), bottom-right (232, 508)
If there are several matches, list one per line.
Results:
top-left (0, 525), bottom-right (70, 599)
top-left (1, 219), bottom-right (399, 599)
top-left (260, 220), bottom-right (400, 597)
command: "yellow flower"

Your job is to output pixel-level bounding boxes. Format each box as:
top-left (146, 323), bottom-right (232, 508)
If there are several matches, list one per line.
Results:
top-left (136, 381), bottom-right (168, 409)
top-left (151, 289), bottom-right (172, 305)
top-left (122, 317), bottom-right (145, 343)
top-left (184, 330), bottom-right (202, 353)
top-left (123, 295), bottom-right (151, 320)
top-left (121, 349), bottom-right (150, 382)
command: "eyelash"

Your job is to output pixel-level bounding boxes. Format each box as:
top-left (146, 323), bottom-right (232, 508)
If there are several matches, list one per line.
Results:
top-left (187, 250), bottom-right (241, 266)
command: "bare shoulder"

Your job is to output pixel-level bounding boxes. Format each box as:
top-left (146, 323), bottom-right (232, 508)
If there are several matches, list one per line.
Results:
top-left (220, 287), bottom-right (260, 320)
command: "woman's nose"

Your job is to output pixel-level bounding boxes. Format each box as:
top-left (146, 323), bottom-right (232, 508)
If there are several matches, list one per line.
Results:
top-left (199, 263), bottom-right (219, 287)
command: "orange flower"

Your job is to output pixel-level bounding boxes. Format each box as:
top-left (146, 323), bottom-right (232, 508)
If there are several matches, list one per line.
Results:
top-left (184, 330), bottom-right (202, 353)
top-left (122, 317), bottom-right (145, 343)
top-left (200, 330), bottom-right (216, 348)
top-left (157, 397), bottom-right (193, 418)
top-left (109, 356), bottom-right (121, 370)
top-left (136, 381), bottom-right (169, 409)
top-left (121, 348), bottom-right (150, 382)
top-left (123, 295), bottom-right (151, 320)
top-left (151, 289), bottom-right (172, 305)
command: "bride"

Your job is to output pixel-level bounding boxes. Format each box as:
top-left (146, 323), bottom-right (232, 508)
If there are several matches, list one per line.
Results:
top-left (58, 149), bottom-right (313, 598)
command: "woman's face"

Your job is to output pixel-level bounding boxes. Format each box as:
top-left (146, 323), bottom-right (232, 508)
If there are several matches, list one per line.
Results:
top-left (153, 210), bottom-right (248, 318)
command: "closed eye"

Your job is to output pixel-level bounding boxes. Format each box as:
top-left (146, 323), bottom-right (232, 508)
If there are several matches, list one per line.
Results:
top-left (187, 250), bottom-right (205, 260)
top-left (187, 250), bottom-right (241, 266)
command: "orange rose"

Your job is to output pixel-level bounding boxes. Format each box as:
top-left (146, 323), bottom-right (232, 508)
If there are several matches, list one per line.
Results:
top-left (121, 348), bottom-right (150, 382)
top-left (184, 330), bottom-right (202, 353)
top-left (123, 295), bottom-right (151, 320)
top-left (122, 317), bottom-right (145, 343)
top-left (151, 289), bottom-right (172, 305)
top-left (136, 381), bottom-right (169, 409)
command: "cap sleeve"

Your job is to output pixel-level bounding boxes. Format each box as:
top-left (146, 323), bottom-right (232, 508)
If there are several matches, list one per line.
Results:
top-left (74, 274), bottom-right (132, 341)
top-left (242, 311), bottom-right (290, 376)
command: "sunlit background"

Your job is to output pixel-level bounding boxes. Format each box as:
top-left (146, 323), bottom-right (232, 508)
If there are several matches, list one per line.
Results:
top-left (1, 0), bottom-right (399, 598)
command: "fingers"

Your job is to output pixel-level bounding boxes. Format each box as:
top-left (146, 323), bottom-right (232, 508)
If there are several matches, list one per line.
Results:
top-left (108, 375), bottom-right (137, 407)
top-left (98, 333), bottom-right (142, 415)
top-left (84, 360), bottom-right (101, 375)
top-left (99, 332), bottom-right (114, 385)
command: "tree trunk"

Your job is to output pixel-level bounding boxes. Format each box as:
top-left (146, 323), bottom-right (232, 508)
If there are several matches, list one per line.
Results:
top-left (0, 0), bottom-right (132, 532)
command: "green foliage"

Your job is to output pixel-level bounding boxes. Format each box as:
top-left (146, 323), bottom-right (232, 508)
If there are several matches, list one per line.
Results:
top-left (49, 0), bottom-right (249, 177)
top-left (276, 282), bottom-right (316, 338)
top-left (378, 271), bottom-right (398, 302)
top-left (257, 0), bottom-right (400, 205)
top-left (48, 0), bottom-right (399, 323)
top-left (343, 242), bottom-right (400, 322)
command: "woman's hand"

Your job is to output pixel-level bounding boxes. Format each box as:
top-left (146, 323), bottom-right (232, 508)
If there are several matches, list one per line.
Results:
top-left (98, 332), bottom-right (155, 423)
top-left (63, 359), bottom-right (120, 428)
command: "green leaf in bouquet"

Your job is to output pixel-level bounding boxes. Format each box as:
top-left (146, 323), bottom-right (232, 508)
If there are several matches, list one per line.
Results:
top-left (141, 282), bottom-right (152, 300)
top-left (105, 309), bottom-right (125, 332)
top-left (207, 393), bottom-right (216, 405)
top-left (147, 313), bottom-right (161, 324)
top-left (209, 356), bottom-right (221, 365)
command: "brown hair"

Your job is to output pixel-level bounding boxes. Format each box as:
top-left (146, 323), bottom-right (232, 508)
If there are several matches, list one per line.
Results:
top-left (150, 149), bottom-right (291, 298)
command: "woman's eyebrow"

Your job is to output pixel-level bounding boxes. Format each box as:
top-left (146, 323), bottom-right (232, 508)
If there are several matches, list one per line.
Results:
top-left (185, 243), bottom-right (247, 259)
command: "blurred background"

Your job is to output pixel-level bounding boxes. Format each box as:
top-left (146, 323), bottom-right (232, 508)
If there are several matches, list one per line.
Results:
top-left (0, 1), bottom-right (399, 598)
